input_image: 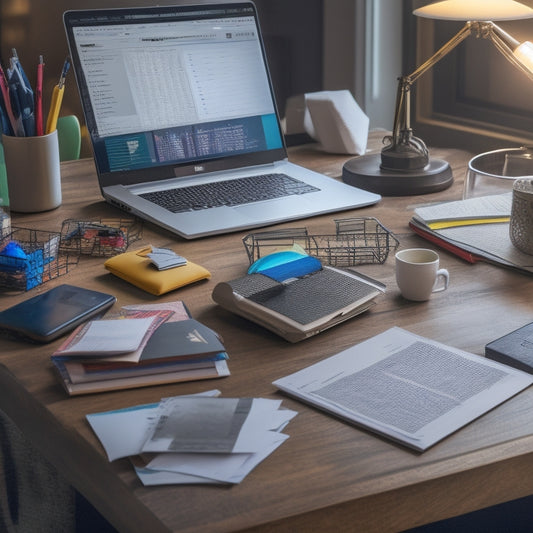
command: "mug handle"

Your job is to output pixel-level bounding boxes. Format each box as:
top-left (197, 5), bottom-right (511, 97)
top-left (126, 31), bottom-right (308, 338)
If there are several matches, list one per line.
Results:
top-left (432, 268), bottom-right (449, 293)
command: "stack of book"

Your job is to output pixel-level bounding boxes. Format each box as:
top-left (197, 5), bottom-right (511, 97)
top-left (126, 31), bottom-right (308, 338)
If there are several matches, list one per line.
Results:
top-left (51, 300), bottom-right (229, 395)
top-left (409, 193), bottom-right (533, 275)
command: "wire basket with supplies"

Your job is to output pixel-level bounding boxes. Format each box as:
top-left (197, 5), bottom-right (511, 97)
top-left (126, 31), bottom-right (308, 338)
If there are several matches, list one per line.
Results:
top-left (59, 217), bottom-right (143, 257)
top-left (243, 217), bottom-right (399, 267)
top-left (0, 227), bottom-right (79, 291)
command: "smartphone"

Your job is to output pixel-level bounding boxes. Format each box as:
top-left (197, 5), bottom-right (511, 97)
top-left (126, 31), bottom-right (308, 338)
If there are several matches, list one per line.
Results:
top-left (0, 284), bottom-right (116, 343)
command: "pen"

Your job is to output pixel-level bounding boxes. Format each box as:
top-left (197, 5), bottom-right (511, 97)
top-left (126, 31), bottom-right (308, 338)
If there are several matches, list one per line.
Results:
top-left (9, 49), bottom-right (35, 137)
top-left (46, 57), bottom-right (70, 135)
top-left (36, 55), bottom-right (44, 136)
top-left (6, 73), bottom-right (25, 137)
top-left (0, 65), bottom-right (19, 136)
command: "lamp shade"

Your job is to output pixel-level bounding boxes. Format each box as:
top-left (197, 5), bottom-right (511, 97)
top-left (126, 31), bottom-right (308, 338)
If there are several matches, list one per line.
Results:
top-left (414, 0), bottom-right (533, 21)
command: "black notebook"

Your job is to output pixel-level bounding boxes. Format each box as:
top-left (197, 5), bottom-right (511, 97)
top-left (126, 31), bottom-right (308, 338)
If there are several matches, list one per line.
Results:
top-left (485, 322), bottom-right (533, 374)
top-left (212, 266), bottom-right (385, 342)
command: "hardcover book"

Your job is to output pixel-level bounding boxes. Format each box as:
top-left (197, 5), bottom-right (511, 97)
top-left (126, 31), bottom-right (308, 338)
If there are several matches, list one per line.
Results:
top-left (212, 266), bottom-right (385, 342)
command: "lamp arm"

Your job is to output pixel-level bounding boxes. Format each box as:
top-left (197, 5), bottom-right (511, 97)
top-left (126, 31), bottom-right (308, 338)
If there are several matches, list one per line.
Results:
top-left (408, 21), bottom-right (474, 85)
top-left (383, 19), bottom-right (533, 173)
top-left (390, 22), bottom-right (473, 145)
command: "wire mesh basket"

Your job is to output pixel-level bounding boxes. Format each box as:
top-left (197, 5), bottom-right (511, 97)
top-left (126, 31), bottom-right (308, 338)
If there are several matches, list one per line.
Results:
top-left (243, 217), bottom-right (399, 267)
top-left (59, 217), bottom-right (143, 257)
top-left (0, 227), bottom-right (79, 291)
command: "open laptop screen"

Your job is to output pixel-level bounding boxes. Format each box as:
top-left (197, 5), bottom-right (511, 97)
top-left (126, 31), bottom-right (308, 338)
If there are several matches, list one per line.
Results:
top-left (64, 3), bottom-right (285, 183)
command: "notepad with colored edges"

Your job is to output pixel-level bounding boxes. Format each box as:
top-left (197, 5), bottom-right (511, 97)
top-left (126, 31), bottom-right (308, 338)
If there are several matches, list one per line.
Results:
top-left (410, 193), bottom-right (533, 274)
top-left (212, 266), bottom-right (385, 342)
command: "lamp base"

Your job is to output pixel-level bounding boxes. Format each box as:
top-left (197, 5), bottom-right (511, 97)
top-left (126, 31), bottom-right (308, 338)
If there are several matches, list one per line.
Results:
top-left (342, 153), bottom-right (453, 196)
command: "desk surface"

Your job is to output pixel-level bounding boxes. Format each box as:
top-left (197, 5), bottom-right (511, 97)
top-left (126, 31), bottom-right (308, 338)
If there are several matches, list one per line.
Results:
top-left (3, 131), bottom-right (533, 533)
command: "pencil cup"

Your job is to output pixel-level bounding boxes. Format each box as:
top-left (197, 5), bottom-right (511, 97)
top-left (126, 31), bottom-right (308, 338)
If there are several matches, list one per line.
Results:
top-left (395, 248), bottom-right (449, 302)
top-left (510, 178), bottom-right (533, 255)
top-left (2, 130), bottom-right (61, 213)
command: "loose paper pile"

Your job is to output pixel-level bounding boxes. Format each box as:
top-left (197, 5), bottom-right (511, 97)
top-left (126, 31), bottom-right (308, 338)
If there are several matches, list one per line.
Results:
top-left (87, 390), bottom-right (297, 485)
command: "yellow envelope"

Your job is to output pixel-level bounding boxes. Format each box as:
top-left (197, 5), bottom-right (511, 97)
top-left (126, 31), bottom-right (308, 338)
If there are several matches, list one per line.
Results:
top-left (104, 246), bottom-right (210, 295)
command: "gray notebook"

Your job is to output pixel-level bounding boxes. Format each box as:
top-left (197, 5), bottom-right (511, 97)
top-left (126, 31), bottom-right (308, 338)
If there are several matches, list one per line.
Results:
top-left (212, 267), bottom-right (385, 342)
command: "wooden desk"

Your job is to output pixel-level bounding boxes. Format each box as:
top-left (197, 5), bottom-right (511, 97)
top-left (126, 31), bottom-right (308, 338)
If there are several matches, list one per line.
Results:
top-left (2, 131), bottom-right (533, 533)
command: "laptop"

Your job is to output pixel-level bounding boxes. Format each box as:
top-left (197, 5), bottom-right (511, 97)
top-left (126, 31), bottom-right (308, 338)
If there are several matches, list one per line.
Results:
top-left (63, 3), bottom-right (380, 239)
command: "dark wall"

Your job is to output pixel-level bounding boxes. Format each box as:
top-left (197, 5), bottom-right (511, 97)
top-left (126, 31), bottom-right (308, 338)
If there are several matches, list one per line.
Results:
top-left (254, 0), bottom-right (323, 116)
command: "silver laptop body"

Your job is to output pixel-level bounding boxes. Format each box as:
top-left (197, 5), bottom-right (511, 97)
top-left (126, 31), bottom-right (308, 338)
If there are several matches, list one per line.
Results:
top-left (64, 2), bottom-right (380, 239)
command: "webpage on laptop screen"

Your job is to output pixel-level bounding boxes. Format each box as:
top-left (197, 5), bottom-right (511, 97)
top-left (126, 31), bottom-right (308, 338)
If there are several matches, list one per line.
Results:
top-left (72, 16), bottom-right (283, 172)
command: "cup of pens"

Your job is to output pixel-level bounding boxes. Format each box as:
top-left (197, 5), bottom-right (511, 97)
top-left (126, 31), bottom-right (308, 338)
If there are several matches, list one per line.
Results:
top-left (1, 52), bottom-right (68, 212)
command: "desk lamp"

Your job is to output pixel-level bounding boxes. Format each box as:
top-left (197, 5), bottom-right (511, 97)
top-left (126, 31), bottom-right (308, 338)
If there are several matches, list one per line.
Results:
top-left (342, 0), bottom-right (533, 196)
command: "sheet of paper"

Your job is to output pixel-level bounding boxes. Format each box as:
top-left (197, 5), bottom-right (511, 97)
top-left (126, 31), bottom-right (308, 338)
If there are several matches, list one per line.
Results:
top-left (274, 327), bottom-right (533, 451)
top-left (131, 456), bottom-right (223, 485)
top-left (414, 193), bottom-right (511, 223)
top-left (141, 397), bottom-right (293, 454)
top-left (54, 317), bottom-right (157, 356)
top-left (121, 300), bottom-right (190, 322)
top-left (86, 390), bottom-right (222, 461)
top-left (146, 435), bottom-right (289, 484)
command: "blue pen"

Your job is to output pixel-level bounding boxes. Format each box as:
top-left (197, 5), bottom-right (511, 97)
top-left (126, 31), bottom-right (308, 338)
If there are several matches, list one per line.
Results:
top-left (10, 50), bottom-right (31, 90)
top-left (0, 101), bottom-right (11, 136)
top-left (8, 50), bottom-right (35, 136)
top-left (6, 76), bottom-right (25, 137)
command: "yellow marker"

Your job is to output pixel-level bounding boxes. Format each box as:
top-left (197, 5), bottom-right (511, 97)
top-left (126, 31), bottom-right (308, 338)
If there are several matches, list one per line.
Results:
top-left (46, 57), bottom-right (70, 134)
top-left (45, 83), bottom-right (64, 134)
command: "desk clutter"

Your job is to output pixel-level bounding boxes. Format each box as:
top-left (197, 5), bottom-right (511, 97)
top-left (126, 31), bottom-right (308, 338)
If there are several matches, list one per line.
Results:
top-left (50, 300), bottom-right (229, 395)
top-left (0, 50), bottom-right (69, 138)
top-left (212, 255), bottom-right (385, 342)
top-left (243, 216), bottom-right (399, 268)
top-left (0, 226), bottom-right (78, 291)
top-left (211, 217), bottom-right (397, 342)
top-left (0, 216), bottom-right (142, 292)
top-left (87, 390), bottom-right (297, 486)
top-left (59, 218), bottom-right (143, 256)
top-left (104, 245), bottom-right (211, 295)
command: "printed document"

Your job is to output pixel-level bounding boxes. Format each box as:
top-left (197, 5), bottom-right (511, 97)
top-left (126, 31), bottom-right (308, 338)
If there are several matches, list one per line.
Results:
top-left (86, 391), bottom-right (297, 485)
top-left (274, 327), bottom-right (533, 451)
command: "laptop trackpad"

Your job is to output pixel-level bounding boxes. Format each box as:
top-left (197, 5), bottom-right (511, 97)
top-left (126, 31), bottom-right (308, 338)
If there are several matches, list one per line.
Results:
top-left (235, 197), bottom-right (315, 218)
top-left (174, 206), bottom-right (254, 229)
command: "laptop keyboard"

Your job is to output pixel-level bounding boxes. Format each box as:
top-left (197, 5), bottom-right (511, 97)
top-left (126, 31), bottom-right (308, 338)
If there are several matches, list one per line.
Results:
top-left (139, 173), bottom-right (320, 213)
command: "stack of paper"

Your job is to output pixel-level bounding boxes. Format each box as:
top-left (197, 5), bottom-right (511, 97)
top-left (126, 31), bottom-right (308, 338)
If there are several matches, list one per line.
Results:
top-left (51, 301), bottom-right (230, 395)
top-left (87, 390), bottom-right (297, 485)
top-left (409, 193), bottom-right (533, 273)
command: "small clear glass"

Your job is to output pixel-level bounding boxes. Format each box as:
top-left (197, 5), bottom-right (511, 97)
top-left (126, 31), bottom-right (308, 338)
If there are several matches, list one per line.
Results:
top-left (463, 147), bottom-right (533, 199)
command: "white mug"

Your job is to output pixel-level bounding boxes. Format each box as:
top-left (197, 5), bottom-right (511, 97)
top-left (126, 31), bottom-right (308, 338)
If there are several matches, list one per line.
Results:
top-left (395, 248), bottom-right (449, 302)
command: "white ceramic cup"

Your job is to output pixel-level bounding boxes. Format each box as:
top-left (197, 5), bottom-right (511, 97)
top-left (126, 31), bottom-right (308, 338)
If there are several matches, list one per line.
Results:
top-left (3, 130), bottom-right (62, 212)
top-left (395, 248), bottom-right (449, 302)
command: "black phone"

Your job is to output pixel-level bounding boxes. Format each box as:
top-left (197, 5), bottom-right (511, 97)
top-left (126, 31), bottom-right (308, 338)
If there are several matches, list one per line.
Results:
top-left (0, 284), bottom-right (116, 343)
